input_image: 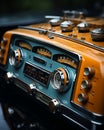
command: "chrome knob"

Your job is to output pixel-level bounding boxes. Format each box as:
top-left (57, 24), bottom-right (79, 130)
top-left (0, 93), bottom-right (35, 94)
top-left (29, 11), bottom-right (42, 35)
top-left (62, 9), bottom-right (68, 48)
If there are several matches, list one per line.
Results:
top-left (77, 22), bottom-right (90, 32)
top-left (9, 49), bottom-right (23, 68)
top-left (50, 68), bottom-right (69, 92)
top-left (49, 99), bottom-right (60, 113)
top-left (60, 20), bottom-right (74, 32)
top-left (84, 67), bottom-right (95, 78)
top-left (81, 80), bottom-right (92, 90)
top-left (5, 72), bottom-right (14, 83)
top-left (49, 18), bottom-right (62, 26)
top-left (91, 28), bottom-right (104, 41)
top-left (78, 93), bottom-right (88, 103)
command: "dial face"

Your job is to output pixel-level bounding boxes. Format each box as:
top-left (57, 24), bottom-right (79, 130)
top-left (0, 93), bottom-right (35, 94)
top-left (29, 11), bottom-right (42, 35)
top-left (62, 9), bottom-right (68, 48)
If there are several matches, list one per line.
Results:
top-left (32, 46), bottom-right (52, 58)
top-left (53, 54), bottom-right (78, 69)
top-left (15, 40), bottom-right (32, 51)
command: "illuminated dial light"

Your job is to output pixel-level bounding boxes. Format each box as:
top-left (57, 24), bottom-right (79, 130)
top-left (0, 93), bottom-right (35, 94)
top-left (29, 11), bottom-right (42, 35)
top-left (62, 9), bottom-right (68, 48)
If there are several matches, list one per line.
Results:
top-left (15, 40), bottom-right (32, 51)
top-left (36, 47), bottom-right (52, 58)
top-left (57, 56), bottom-right (77, 69)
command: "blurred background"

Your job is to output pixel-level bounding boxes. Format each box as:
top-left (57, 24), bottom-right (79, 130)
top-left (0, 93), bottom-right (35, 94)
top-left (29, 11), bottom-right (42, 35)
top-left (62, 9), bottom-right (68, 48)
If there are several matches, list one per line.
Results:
top-left (0, 0), bottom-right (104, 16)
top-left (0, 0), bottom-right (104, 32)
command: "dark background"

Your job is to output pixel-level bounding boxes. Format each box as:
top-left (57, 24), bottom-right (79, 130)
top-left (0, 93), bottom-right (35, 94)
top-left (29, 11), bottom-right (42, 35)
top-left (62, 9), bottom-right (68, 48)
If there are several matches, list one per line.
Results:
top-left (0, 0), bottom-right (104, 32)
top-left (0, 0), bottom-right (104, 16)
top-left (0, 0), bottom-right (104, 37)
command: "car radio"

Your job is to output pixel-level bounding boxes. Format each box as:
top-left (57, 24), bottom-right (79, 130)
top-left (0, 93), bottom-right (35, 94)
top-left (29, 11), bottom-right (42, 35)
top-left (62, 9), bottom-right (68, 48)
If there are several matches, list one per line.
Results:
top-left (0, 10), bottom-right (104, 130)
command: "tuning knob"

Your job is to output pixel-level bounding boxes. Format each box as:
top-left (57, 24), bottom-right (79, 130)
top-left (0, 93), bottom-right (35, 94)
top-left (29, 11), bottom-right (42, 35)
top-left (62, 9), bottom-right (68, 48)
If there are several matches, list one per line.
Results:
top-left (6, 72), bottom-right (14, 80)
top-left (9, 49), bottom-right (23, 68)
top-left (91, 28), bottom-right (104, 41)
top-left (60, 20), bottom-right (74, 32)
top-left (50, 68), bottom-right (69, 92)
top-left (84, 67), bottom-right (95, 78)
top-left (49, 18), bottom-right (62, 26)
top-left (81, 80), bottom-right (92, 90)
top-left (78, 93), bottom-right (88, 103)
top-left (77, 22), bottom-right (90, 32)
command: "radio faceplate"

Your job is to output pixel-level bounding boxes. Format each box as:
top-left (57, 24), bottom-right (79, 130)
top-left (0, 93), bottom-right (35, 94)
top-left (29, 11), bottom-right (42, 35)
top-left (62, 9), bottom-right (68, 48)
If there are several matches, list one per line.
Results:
top-left (23, 62), bottom-right (51, 87)
top-left (5, 34), bottom-right (80, 108)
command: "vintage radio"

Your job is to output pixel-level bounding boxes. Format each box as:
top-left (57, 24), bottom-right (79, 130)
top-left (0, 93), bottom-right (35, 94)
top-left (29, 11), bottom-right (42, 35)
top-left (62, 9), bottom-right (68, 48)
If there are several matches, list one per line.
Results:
top-left (0, 11), bottom-right (104, 130)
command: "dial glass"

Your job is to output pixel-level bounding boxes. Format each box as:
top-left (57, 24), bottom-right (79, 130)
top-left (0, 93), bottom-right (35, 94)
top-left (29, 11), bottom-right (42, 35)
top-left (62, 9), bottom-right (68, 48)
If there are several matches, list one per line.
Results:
top-left (53, 54), bottom-right (78, 69)
top-left (15, 40), bottom-right (32, 51)
top-left (32, 46), bottom-right (52, 58)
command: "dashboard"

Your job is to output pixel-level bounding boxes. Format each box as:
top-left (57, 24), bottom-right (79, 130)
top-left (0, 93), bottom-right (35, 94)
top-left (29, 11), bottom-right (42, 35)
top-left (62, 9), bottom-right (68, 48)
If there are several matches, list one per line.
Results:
top-left (0, 10), bottom-right (104, 130)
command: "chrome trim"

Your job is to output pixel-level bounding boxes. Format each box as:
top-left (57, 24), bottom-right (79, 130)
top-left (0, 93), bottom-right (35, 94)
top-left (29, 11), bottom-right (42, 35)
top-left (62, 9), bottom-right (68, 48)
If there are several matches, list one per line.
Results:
top-left (19, 26), bottom-right (104, 53)
top-left (49, 31), bottom-right (104, 53)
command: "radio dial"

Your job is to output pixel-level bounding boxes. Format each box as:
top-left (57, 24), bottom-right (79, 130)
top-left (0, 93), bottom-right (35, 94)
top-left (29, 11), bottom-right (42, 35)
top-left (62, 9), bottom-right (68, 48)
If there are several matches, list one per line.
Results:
top-left (9, 49), bottom-right (23, 68)
top-left (51, 68), bottom-right (69, 92)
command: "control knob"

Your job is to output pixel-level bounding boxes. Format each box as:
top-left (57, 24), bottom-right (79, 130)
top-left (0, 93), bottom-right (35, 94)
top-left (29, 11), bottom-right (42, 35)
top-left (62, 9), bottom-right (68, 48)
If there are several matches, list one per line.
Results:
top-left (84, 67), bottom-right (95, 78)
top-left (77, 22), bottom-right (90, 32)
top-left (9, 49), bottom-right (23, 68)
top-left (50, 68), bottom-right (69, 92)
top-left (60, 20), bottom-right (74, 32)
top-left (81, 80), bottom-right (92, 90)
top-left (78, 93), bottom-right (88, 103)
top-left (91, 28), bottom-right (104, 41)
